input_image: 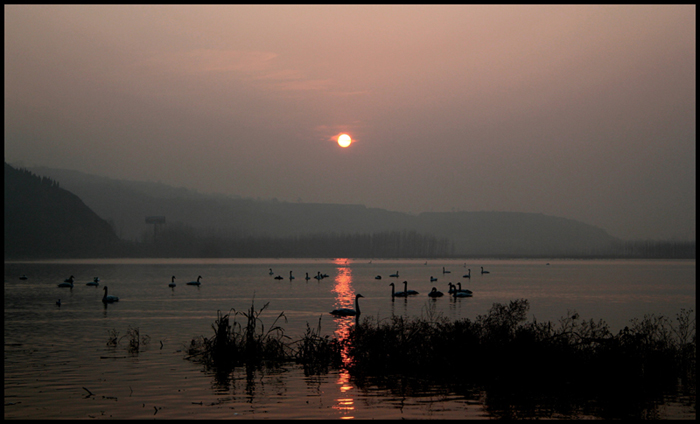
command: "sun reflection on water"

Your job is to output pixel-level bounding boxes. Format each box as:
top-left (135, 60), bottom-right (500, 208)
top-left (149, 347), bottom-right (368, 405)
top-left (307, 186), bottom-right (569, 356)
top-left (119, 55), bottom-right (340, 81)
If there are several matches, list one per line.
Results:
top-left (330, 258), bottom-right (357, 419)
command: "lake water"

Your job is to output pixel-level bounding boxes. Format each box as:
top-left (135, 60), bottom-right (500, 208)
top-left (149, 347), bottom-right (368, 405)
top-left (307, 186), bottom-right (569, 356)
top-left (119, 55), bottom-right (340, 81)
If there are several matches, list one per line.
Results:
top-left (4, 258), bottom-right (696, 419)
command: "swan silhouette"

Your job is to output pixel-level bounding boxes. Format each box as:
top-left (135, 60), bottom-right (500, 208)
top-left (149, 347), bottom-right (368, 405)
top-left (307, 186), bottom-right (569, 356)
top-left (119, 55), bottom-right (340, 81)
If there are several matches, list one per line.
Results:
top-left (305, 272), bottom-right (311, 281)
top-left (86, 277), bottom-right (100, 286)
top-left (452, 289), bottom-right (472, 298)
top-left (403, 280), bottom-right (419, 295)
top-left (481, 267), bottom-right (490, 274)
top-left (457, 282), bottom-right (473, 295)
top-left (58, 276), bottom-right (74, 288)
top-left (102, 286), bottom-right (119, 303)
top-left (169, 276), bottom-right (176, 287)
top-left (313, 272), bottom-right (322, 281)
top-left (330, 294), bottom-right (364, 317)
top-left (390, 282), bottom-right (408, 298)
top-left (274, 275), bottom-right (284, 280)
top-left (269, 268), bottom-right (274, 275)
top-left (389, 271), bottom-right (399, 278)
top-left (428, 287), bottom-right (444, 297)
top-left (430, 276), bottom-right (438, 282)
top-left (443, 267), bottom-right (451, 274)
top-left (19, 275), bottom-right (28, 280)
top-left (463, 269), bottom-right (471, 278)
top-left (187, 276), bottom-right (202, 286)
top-left (375, 275), bottom-right (382, 280)
top-left (289, 271), bottom-right (295, 280)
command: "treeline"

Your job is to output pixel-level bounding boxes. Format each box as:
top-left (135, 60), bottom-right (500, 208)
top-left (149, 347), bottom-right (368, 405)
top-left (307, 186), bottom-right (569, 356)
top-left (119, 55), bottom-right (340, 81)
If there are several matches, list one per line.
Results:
top-left (608, 239), bottom-right (696, 259)
top-left (131, 224), bottom-right (454, 258)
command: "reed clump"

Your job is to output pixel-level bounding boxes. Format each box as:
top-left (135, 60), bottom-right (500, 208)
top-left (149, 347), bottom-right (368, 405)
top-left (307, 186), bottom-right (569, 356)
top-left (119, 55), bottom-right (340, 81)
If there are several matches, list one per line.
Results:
top-left (343, 299), bottom-right (696, 417)
top-left (187, 300), bottom-right (290, 369)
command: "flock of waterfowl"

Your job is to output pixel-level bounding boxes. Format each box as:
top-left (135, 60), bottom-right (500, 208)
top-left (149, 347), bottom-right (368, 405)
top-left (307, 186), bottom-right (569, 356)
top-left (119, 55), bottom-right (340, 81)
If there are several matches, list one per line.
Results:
top-left (27, 264), bottom-right (491, 316)
top-left (269, 265), bottom-right (492, 318)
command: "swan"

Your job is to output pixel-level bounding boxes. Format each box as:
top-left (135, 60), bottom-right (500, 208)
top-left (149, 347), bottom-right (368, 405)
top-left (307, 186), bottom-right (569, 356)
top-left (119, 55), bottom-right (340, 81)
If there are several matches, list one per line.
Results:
top-left (481, 267), bottom-right (490, 274)
top-left (443, 267), bottom-right (451, 274)
top-left (102, 286), bottom-right (119, 303)
top-left (86, 277), bottom-right (100, 286)
top-left (463, 269), bottom-right (471, 278)
top-left (58, 276), bottom-right (74, 288)
top-left (448, 283), bottom-right (456, 294)
top-left (187, 275), bottom-right (202, 286)
top-left (430, 276), bottom-right (438, 282)
top-left (269, 268), bottom-right (274, 275)
top-left (390, 282), bottom-right (408, 298)
top-left (403, 280), bottom-right (419, 296)
top-left (321, 273), bottom-right (330, 278)
top-left (330, 294), bottom-right (364, 317)
top-left (274, 275), bottom-right (284, 280)
top-left (389, 271), bottom-right (399, 278)
top-left (289, 271), bottom-right (295, 280)
top-left (305, 272), bottom-right (311, 281)
top-left (169, 276), bottom-right (176, 287)
top-left (457, 282), bottom-right (473, 295)
top-left (375, 275), bottom-right (382, 280)
top-left (314, 272), bottom-right (322, 281)
top-left (19, 275), bottom-right (28, 280)
top-left (428, 287), bottom-right (444, 297)
top-left (453, 289), bottom-right (472, 298)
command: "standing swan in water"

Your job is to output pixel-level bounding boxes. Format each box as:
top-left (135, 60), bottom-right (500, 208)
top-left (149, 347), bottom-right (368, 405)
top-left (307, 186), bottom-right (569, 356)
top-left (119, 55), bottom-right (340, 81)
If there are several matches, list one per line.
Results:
top-left (403, 280), bottom-right (419, 295)
top-left (390, 282), bottom-right (408, 298)
top-left (187, 276), bottom-right (202, 286)
top-left (169, 276), bottom-right (176, 287)
top-left (102, 286), bottom-right (119, 303)
top-left (330, 294), bottom-right (364, 317)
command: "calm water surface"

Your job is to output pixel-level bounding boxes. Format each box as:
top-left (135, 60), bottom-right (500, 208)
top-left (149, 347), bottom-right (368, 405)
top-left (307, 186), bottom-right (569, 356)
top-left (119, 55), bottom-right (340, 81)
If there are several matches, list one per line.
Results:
top-left (4, 258), bottom-right (696, 419)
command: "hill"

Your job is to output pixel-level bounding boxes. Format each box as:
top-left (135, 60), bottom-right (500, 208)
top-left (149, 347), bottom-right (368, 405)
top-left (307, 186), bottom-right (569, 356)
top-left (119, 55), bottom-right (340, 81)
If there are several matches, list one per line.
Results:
top-left (22, 165), bottom-right (620, 257)
top-left (4, 163), bottom-right (120, 259)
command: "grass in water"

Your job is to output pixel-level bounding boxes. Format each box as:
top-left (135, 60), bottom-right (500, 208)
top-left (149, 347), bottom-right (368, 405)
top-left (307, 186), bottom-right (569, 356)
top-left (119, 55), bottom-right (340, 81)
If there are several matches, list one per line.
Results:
top-left (187, 298), bottom-right (695, 418)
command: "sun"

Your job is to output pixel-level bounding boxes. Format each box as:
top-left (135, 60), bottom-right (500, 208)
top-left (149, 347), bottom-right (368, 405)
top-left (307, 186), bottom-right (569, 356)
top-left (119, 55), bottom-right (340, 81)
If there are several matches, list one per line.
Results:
top-left (337, 134), bottom-right (352, 148)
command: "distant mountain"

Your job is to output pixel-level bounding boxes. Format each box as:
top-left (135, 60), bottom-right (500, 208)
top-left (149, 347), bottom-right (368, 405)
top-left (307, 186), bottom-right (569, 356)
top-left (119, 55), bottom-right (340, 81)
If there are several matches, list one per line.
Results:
top-left (21, 165), bottom-right (620, 257)
top-left (4, 163), bottom-right (120, 259)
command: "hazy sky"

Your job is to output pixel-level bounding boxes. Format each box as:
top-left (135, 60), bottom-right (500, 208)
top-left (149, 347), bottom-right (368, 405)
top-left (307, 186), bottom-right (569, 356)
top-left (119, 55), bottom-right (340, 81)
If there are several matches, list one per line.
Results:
top-left (5, 5), bottom-right (696, 240)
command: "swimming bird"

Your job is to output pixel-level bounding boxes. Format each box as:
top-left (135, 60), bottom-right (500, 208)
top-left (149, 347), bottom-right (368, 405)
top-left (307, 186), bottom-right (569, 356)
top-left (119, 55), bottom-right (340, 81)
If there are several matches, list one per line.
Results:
top-left (448, 283), bottom-right (457, 294)
top-left (187, 276), bottom-right (202, 286)
top-left (456, 282), bottom-right (473, 295)
top-left (389, 271), bottom-right (399, 278)
top-left (102, 286), bottom-right (119, 303)
top-left (390, 282), bottom-right (408, 298)
top-left (314, 272), bottom-right (322, 281)
top-left (430, 276), bottom-right (438, 282)
top-left (19, 275), bottom-right (28, 280)
top-left (481, 267), bottom-right (490, 274)
top-left (375, 275), bottom-right (382, 280)
top-left (169, 276), bottom-right (176, 287)
top-left (289, 271), bottom-right (295, 281)
top-left (443, 267), bottom-right (451, 274)
top-left (58, 276), bottom-right (74, 288)
top-left (274, 275), bottom-right (284, 280)
top-left (86, 277), bottom-right (100, 286)
top-left (403, 280), bottom-right (419, 295)
top-left (463, 269), bottom-right (471, 279)
top-left (452, 290), bottom-right (472, 298)
top-left (330, 294), bottom-right (364, 317)
top-left (428, 287), bottom-right (444, 297)
top-left (269, 268), bottom-right (274, 275)
top-left (305, 272), bottom-right (311, 281)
